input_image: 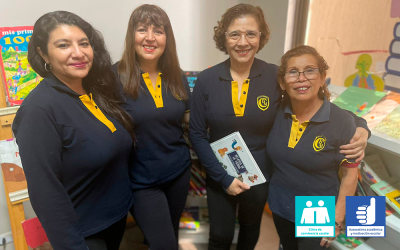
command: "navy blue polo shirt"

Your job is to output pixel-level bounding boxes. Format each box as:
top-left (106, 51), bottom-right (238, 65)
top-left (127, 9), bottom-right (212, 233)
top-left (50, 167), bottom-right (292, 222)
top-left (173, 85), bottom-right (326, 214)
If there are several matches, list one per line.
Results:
top-left (12, 75), bottom-right (133, 249)
top-left (113, 62), bottom-right (191, 189)
top-left (189, 58), bottom-right (281, 188)
top-left (267, 99), bottom-right (357, 222)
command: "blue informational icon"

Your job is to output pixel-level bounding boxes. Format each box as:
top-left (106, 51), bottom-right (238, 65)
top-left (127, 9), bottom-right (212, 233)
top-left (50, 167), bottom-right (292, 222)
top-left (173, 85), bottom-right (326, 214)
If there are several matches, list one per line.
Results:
top-left (346, 196), bottom-right (386, 237)
top-left (295, 196), bottom-right (335, 237)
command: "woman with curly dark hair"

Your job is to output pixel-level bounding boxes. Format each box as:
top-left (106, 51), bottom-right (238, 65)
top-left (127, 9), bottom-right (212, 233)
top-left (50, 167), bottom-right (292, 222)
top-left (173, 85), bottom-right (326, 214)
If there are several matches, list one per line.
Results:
top-left (12, 11), bottom-right (134, 250)
top-left (189, 4), bottom-right (370, 249)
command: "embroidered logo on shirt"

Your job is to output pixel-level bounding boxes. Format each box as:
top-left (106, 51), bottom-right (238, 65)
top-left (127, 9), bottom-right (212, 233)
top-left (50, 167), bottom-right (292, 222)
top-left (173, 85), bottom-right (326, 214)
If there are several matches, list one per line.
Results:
top-left (257, 95), bottom-right (269, 111)
top-left (313, 135), bottom-right (327, 152)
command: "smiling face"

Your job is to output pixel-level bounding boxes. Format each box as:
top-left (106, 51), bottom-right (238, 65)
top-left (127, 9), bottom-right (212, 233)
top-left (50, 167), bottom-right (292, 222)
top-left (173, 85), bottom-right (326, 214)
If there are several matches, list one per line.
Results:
top-left (281, 54), bottom-right (325, 103)
top-left (134, 22), bottom-right (166, 66)
top-left (38, 25), bottom-right (93, 84)
top-left (225, 16), bottom-right (260, 66)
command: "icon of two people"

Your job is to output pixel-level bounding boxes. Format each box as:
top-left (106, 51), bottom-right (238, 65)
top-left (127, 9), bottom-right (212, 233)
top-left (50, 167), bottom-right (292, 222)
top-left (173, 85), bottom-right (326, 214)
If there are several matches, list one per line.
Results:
top-left (301, 200), bottom-right (330, 224)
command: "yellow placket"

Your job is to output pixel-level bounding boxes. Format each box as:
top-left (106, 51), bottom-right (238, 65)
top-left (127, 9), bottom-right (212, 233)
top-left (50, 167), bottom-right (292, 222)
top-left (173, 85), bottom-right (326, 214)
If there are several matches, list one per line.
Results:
top-left (79, 93), bottom-right (117, 133)
top-left (232, 79), bottom-right (250, 117)
top-left (142, 72), bottom-right (163, 108)
top-left (288, 114), bottom-right (309, 148)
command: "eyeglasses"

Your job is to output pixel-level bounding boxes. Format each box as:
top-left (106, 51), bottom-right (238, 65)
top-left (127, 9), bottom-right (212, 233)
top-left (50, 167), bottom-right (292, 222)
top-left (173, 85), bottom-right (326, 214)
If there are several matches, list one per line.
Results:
top-left (284, 68), bottom-right (320, 82)
top-left (225, 30), bottom-right (261, 43)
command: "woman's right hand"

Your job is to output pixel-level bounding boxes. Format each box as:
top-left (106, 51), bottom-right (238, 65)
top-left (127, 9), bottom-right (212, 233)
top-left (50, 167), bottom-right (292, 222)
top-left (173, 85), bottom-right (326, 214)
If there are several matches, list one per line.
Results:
top-left (226, 178), bottom-right (250, 196)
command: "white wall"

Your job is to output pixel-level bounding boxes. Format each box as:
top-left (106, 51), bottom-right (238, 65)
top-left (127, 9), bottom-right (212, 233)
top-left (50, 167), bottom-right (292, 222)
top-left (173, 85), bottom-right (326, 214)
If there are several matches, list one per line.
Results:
top-left (0, 0), bottom-right (288, 247)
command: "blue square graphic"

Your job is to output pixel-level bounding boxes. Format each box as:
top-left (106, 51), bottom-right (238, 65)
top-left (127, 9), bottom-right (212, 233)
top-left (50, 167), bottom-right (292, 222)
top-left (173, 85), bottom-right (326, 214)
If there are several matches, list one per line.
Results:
top-left (295, 196), bottom-right (335, 237)
top-left (346, 196), bottom-right (386, 237)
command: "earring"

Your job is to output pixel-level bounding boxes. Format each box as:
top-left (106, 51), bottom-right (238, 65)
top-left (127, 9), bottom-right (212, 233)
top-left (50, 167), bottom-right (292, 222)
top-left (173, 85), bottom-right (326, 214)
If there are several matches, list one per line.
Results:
top-left (44, 62), bottom-right (52, 72)
top-left (281, 90), bottom-right (285, 101)
top-left (322, 89), bottom-right (325, 93)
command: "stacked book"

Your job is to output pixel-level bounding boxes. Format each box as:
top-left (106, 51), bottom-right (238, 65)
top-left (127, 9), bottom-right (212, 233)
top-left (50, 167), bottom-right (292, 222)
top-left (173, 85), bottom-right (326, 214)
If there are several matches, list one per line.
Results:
top-left (357, 154), bottom-right (400, 215)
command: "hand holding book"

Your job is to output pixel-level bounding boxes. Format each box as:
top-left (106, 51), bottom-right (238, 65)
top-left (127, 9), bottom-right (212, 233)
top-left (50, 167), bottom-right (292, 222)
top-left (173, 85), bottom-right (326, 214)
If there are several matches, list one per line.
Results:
top-left (226, 178), bottom-right (250, 196)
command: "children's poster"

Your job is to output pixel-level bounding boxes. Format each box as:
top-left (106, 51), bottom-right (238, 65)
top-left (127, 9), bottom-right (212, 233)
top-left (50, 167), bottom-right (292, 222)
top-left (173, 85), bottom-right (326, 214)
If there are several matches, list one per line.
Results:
top-left (0, 26), bottom-right (41, 106)
top-left (332, 86), bottom-right (386, 117)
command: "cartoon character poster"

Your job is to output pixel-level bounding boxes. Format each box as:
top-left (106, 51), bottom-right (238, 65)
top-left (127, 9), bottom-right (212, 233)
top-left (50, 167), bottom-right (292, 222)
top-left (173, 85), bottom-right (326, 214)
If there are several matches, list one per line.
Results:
top-left (0, 26), bottom-right (41, 106)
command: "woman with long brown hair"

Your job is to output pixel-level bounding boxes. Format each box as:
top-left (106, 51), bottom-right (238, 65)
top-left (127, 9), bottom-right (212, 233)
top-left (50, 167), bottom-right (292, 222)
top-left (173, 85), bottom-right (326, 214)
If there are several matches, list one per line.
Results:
top-left (113, 4), bottom-right (191, 250)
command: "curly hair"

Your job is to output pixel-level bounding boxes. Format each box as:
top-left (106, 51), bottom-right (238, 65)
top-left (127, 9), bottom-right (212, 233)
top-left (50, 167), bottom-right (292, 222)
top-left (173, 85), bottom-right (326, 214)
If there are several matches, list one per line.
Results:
top-left (28, 11), bottom-right (134, 139)
top-left (213, 3), bottom-right (270, 54)
top-left (118, 4), bottom-right (187, 101)
top-left (278, 45), bottom-right (331, 101)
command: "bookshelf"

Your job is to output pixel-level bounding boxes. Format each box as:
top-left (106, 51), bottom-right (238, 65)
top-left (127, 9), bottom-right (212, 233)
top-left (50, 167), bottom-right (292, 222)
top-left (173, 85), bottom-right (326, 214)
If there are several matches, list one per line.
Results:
top-left (328, 84), bottom-right (400, 250)
top-left (179, 195), bottom-right (240, 244)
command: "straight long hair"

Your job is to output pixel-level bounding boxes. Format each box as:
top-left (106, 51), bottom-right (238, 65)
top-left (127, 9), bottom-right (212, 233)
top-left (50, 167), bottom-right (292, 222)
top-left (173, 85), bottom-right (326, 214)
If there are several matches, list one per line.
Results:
top-left (118, 4), bottom-right (187, 100)
top-left (28, 11), bottom-right (135, 139)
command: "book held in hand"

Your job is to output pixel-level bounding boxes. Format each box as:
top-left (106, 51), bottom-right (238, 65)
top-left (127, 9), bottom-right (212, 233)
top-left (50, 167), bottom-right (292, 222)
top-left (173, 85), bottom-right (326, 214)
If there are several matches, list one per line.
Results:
top-left (210, 132), bottom-right (266, 186)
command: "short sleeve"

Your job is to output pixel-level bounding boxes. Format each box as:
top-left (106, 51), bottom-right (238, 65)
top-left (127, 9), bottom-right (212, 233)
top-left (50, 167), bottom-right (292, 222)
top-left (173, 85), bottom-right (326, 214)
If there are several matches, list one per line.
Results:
top-left (335, 120), bottom-right (357, 166)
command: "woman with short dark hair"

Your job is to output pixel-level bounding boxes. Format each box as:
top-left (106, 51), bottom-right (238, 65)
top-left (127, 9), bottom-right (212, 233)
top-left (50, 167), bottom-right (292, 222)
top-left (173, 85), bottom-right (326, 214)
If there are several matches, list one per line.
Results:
top-left (113, 4), bottom-right (191, 250)
top-left (13, 11), bottom-right (134, 250)
top-left (189, 4), bottom-right (369, 249)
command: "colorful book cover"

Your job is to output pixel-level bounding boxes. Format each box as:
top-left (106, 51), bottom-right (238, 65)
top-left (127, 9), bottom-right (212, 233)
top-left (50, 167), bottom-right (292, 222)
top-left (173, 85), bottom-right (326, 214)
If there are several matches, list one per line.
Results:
top-left (335, 223), bottom-right (364, 249)
top-left (373, 105), bottom-right (400, 140)
top-left (332, 86), bottom-right (386, 117)
top-left (0, 26), bottom-right (41, 106)
top-left (179, 207), bottom-right (200, 230)
top-left (22, 217), bottom-right (53, 250)
top-left (210, 132), bottom-right (266, 187)
top-left (362, 91), bottom-right (400, 129)
top-left (371, 179), bottom-right (400, 215)
top-left (184, 71), bottom-right (200, 96)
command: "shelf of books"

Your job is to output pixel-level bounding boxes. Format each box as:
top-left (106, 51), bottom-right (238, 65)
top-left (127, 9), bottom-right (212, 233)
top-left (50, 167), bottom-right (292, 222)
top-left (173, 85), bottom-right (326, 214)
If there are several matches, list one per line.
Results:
top-left (178, 158), bottom-right (240, 244)
top-left (328, 84), bottom-right (400, 250)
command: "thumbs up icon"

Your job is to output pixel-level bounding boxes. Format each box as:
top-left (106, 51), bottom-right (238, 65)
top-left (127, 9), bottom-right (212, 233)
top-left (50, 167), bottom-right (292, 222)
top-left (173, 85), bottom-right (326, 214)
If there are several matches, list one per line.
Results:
top-left (356, 197), bottom-right (376, 225)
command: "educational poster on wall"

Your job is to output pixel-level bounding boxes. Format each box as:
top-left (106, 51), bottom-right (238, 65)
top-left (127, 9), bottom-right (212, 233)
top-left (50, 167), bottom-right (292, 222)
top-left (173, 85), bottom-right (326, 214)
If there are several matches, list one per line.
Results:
top-left (332, 86), bottom-right (386, 117)
top-left (0, 26), bottom-right (41, 106)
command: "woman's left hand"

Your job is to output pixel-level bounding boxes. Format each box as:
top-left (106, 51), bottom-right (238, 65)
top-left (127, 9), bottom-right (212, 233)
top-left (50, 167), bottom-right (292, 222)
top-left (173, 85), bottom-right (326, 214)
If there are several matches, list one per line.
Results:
top-left (339, 127), bottom-right (368, 162)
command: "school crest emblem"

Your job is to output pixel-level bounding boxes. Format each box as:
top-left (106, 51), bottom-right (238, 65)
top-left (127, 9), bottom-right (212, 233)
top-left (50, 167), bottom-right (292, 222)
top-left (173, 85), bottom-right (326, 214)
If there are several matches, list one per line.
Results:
top-left (257, 95), bottom-right (269, 111)
top-left (313, 135), bottom-right (327, 152)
